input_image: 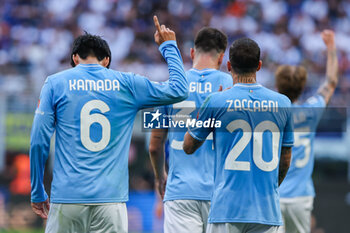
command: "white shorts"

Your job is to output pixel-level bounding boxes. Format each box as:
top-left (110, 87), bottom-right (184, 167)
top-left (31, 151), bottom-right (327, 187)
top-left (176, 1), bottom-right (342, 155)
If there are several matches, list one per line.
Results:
top-left (278, 196), bottom-right (314, 233)
top-left (207, 223), bottom-right (280, 233)
top-left (164, 200), bottom-right (210, 233)
top-left (45, 203), bottom-right (127, 233)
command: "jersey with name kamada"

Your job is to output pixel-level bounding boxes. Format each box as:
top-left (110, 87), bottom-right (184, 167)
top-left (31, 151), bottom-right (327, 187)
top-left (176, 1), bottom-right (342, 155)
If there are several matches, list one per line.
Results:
top-left (279, 95), bottom-right (325, 198)
top-left (188, 83), bottom-right (294, 225)
top-left (161, 68), bottom-right (232, 202)
top-left (30, 41), bottom-right (188, 204)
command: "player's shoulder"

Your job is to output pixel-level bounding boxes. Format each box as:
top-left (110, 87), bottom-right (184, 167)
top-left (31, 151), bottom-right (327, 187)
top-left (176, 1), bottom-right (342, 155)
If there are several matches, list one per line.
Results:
top-left (301, 94), bottom-right (326, 108)
top-left (108, 70), bottom-right (141, 87)
top-left (204, 89), bottom-right (228, 106)
top-left (47, 67), bottom-right (78, 82)
top-left (207, 70), bottom-right (232, 83)
top-left (117, 70), bottom-right (154, 82)
top-left (186, 68), bottom-right (203, 81)
top-left (116, 70), bottom-right (166, 93)
top-left (187, 69), bottom-right (231, 80)
top-left (112, 70), bottom-right (130, 80)
top-left (216, 70), bottom-right (232, 79)
top-left (116, 70), bottom-right (134, 78)
top-left (215, 70), bottom-right (233, 85)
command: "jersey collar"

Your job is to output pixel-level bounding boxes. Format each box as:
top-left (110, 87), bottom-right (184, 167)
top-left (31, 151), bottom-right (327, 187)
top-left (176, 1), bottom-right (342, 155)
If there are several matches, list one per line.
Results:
top-left (76, 64), bottom-right (105, 69)
top-left (190, 68), bottom-right (218, 75)
top-left (234, 83), bottom-right (262, 88)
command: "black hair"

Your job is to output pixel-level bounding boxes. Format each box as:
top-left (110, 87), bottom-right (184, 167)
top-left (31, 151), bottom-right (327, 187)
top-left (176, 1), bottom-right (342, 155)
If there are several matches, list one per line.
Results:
top-left (229, 38), bottom-right (260, 75)
top-left (70, 33), bottom-right (111, 68)
top-left (194, 27), bottom-right (227, 54)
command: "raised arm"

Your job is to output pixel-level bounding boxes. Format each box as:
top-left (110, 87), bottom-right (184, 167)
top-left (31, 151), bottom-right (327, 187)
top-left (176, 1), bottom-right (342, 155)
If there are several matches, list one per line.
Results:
top-left (149, 128), bottom-right (168, 199)
top-left (278, 147), bottom-right (292, 186)
top-left (131, 16), bottom-right (188, 109)
top-left (317, 30), bottom-right (338, 104)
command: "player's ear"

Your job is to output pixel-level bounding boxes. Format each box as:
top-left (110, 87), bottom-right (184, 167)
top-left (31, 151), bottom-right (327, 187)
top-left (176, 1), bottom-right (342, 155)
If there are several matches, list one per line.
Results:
top-left (72, 54), bottom-right (80, 66)
top-left (100, 57), bottom-right (110, 68)
top-left (257, 60), bottom-right (262, 71)
top-left (227, 61), bottom-right (232, 73)
top-left (190, 48), bottom-right (195, 61)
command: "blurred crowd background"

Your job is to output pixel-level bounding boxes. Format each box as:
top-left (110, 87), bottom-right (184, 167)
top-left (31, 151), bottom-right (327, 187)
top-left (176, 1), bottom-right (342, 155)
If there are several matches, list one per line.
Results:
top-left (0, 0), bottom-right (349, 232)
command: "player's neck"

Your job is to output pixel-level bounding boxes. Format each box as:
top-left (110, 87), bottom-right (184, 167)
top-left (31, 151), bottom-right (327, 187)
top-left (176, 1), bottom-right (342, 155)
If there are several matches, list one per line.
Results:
top-left (235, 74), bottom-right (257, 84)
top-left (192, 55), bottom-right (220, 70)
top-left (78, 56), bottom-right (101, 65)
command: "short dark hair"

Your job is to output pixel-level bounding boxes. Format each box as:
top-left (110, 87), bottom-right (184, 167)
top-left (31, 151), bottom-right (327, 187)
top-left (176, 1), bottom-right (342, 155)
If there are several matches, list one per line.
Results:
top-left (275, 65), bottom-right (307, 102)
top-left (70, 33), bottom-right (111, 68)
top-left (194, 27), bottom-right (227, 54)
top-left (229, 38), bottom-right (260, 75)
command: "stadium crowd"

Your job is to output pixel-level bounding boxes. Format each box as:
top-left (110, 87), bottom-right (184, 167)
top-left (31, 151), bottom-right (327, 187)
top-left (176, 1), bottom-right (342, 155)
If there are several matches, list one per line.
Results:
top-left (0, 0), bottom-right (350, 106)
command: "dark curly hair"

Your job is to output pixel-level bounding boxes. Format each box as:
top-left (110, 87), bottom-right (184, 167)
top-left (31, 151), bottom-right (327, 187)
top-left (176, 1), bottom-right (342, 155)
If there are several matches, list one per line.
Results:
top-left (194, 27), bottom-right (227, 54)
top-left (70, 33), bottom-right (111, 68)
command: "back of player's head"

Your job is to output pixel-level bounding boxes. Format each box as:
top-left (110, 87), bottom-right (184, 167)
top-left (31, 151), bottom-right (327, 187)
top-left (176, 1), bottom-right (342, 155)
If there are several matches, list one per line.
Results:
top-left (275, 65), bottom-right (307, 102)
top-left (229, 38), bottom-right (260, 75)
top-left (70, 33), bottom-right (111, 68)
top-left (194, 27), bottom-right (227, 55)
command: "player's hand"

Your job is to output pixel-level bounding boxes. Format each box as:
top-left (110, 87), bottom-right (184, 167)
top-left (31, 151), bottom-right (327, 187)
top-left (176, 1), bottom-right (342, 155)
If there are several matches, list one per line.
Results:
top-left (321, 30), bottom-right (336, 51)
top-left (155, 174), bottom-right (167, 199)
top-left (218, 85), bottom-right (232, 92)
top-left (153, 15), bottom-right (176, 46)
top-left (31, 198), bottom-right (50, 219)
top-left (155, 198), bottom-right (164, 219)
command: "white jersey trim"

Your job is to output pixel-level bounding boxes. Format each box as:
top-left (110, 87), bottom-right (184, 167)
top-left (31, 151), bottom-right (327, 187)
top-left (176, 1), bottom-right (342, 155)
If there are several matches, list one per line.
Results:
top-left (280, 196), bottom-right (313, 204)
top-left (234, 83), bottom-right (262, 88)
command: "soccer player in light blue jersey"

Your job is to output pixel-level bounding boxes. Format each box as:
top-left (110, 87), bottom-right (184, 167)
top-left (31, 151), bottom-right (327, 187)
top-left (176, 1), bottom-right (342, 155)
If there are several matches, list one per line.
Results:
top-left (30, 16), bottom-right (188, 233)
top-left (276, 30), bottom-right (338, 233)
top-left (183, 38), bottom-right (294, 233)
top-left (149, 27), bottom-right (232, 233)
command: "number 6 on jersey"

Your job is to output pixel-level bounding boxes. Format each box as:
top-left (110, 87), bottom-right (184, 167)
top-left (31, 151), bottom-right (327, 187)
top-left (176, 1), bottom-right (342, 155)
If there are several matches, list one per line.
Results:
top-left (80, 100), bottom-right (111, 152)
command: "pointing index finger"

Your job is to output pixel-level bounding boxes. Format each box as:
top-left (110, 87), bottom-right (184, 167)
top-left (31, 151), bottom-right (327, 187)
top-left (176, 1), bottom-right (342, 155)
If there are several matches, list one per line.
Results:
top-left (153, 15), bottom-right (161, 32)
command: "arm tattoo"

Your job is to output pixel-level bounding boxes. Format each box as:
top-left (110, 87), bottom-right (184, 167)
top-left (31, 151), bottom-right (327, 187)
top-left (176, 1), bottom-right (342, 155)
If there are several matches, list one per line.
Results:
top-left (318, 49), bottom-right (338, 104)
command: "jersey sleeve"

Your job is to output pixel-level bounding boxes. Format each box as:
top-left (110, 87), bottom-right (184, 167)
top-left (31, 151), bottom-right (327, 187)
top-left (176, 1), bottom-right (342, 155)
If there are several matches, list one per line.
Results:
top-left (30, 77), bottom-right (56, 202)
top-left (282, 106), bottom-right (294, 147)
top-left (304, 94), bottom-right (326, 125)
top-left (305, 94), bottom-right (326, 108)
top-left (157, 104), bottom-right (168, 116)
top-left (187, 94), bottom-right (214, 141)
top-left (223, 74), bottom-right (233, 90)
top-left (128, 41), bottom-right (188, 109)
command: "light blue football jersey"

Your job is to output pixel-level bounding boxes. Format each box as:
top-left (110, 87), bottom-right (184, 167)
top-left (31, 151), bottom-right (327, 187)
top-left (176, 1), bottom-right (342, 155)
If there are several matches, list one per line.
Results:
top-left (161, 68), bottom-right (233, 201)
top-left (279, 95), bottom-right (325, 198)
top-left (188, 83), bottom-right (294, 225)
top-left (30, 41), bottom-right (188, 203)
